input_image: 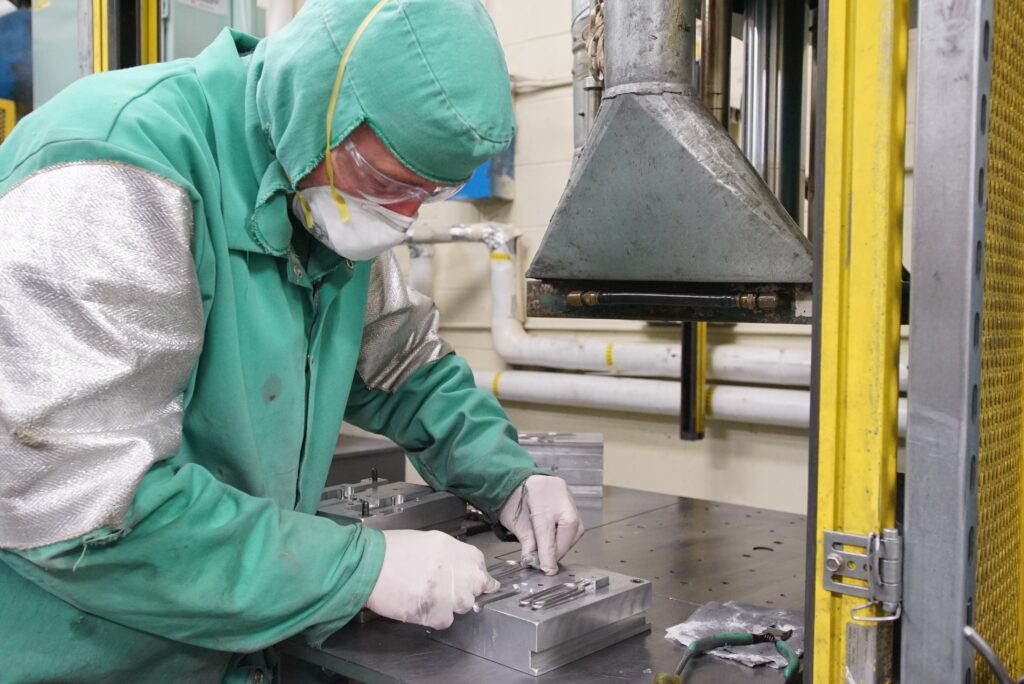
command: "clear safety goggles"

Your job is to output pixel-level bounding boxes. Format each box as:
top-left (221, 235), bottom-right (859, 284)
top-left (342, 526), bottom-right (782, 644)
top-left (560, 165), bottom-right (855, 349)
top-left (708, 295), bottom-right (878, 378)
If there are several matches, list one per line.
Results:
top-left (342, 138), bottom-right (465, 205)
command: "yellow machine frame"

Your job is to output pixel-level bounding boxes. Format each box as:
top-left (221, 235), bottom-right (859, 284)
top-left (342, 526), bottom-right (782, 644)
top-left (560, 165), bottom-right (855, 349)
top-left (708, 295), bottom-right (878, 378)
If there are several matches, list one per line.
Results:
top-left (0, 99), bottom-right (15, 143)
top-left (91, 0), bottom-right (109, 74)
top-left (140, 0), bottom-right (160, 65)
top-left (91, 0), bottom-right (161, 74)
top-left (811, 0), bottom-right (908, 681)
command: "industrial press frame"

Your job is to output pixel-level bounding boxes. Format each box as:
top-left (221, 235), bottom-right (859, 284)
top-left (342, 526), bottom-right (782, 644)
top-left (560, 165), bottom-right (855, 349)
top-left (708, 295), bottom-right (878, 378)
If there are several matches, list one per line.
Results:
top-left (810, 0), bottom-right (1024, 681)
top-left (526, 0), bottom-right (1024, 682)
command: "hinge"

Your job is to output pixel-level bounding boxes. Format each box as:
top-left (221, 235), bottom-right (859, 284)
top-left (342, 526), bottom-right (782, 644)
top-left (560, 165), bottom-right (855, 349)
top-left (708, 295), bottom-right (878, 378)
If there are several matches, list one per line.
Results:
top-left (823, 528), bottom-right (902, 623)
top-left (160, 0), bottom-right (169, 19)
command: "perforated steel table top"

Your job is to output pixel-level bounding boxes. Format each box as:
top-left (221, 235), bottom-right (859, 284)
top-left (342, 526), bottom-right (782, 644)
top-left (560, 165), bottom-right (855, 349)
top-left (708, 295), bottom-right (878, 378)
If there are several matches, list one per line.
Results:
top-left (282, 486), bottom-right (806, 683)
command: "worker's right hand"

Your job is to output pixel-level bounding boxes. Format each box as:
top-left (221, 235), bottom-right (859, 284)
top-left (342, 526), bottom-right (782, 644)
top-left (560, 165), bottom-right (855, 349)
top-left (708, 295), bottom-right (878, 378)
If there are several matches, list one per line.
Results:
top-left (365, 529), bottom-right (500, 630)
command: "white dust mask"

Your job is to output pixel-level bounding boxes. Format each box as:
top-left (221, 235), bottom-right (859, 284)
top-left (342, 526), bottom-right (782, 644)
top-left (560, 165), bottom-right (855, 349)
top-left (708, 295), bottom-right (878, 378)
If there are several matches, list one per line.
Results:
top-left (292, 186), bottom-right (414, 261)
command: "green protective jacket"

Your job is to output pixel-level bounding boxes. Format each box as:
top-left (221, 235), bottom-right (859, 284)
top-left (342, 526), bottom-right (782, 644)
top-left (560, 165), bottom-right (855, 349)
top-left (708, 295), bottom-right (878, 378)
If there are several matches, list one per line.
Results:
top-left (0, 2), bottom-right (544, 681)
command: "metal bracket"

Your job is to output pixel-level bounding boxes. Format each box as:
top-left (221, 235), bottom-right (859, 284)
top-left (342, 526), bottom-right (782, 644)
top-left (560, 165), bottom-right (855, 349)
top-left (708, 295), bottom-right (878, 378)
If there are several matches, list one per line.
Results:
top-left (823, 528), bottom-right (902, 622)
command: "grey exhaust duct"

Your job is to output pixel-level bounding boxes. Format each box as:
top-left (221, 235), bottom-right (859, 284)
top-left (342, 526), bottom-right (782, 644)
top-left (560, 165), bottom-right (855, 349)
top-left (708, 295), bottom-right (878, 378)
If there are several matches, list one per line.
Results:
top-left (527, 0), bottom-right (813, 323)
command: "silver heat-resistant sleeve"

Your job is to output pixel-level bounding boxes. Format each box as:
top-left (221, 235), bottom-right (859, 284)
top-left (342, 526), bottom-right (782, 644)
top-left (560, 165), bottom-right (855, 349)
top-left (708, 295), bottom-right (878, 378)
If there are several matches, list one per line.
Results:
top-left (357, 250), bottom-right (452, 392)
top-left (0, 162), bottom-right (203, 550)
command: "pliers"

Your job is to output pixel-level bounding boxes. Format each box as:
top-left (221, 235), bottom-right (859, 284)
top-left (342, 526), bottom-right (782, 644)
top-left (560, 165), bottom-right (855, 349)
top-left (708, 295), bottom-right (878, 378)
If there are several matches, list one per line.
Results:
top-left (654, 626), bottom-right (801, 684)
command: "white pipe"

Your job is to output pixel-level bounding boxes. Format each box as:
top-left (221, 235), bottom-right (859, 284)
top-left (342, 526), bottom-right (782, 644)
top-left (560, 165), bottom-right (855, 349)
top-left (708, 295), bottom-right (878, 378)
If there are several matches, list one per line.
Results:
top-left (709, 345), bottom-right (810, 385)
top-left (264, 0), bottom-right (294, 35)
top-left (475, 369), bottom-right (908, 434)
top-left (475, 370), bottom-right (679, 416)
top-left (708, 384), bottom-right (810, 429)
top-left (487, 236), bottom-right (909, 386)
top-left (408, 244), bottom-right (434, 298)
top-left (409, 222), bottom-right (517, 247)
top-left (489, 250), bottom-right (683, 376)
top-left (408, 224), bottom-right (910, 389)
top-left (235, 0), bottom-right (252, 33)
top-left (708, 345), bottom-right (910, 390)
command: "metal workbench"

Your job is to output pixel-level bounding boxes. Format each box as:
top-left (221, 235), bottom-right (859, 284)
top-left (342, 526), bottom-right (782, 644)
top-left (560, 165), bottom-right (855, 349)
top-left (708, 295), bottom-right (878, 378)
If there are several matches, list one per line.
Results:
top-left (282, 486), bottom-right (806, 683)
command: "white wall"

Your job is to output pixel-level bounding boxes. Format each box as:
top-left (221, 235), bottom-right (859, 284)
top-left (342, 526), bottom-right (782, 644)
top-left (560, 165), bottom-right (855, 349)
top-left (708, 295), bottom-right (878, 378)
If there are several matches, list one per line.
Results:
top-left (389, 0), bottom-right (824, 514)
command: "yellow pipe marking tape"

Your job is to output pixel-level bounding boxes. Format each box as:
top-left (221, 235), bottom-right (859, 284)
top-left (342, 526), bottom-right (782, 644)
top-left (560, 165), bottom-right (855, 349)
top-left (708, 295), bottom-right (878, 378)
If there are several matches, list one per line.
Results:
top-left (604, 343), bottom-right (615, 368)
top-left (491, 371), bottom-right (503, 397)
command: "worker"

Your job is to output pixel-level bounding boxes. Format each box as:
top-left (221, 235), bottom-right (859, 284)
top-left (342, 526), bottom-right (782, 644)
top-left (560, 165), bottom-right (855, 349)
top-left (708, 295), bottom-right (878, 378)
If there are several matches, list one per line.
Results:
top-left (0, 0), bottom-right (584, 681)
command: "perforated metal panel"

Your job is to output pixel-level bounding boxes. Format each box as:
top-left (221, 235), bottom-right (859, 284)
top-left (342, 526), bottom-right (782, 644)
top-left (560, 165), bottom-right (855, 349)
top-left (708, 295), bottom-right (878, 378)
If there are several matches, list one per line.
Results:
top-left (975, 1), bottom-right (1024, 680)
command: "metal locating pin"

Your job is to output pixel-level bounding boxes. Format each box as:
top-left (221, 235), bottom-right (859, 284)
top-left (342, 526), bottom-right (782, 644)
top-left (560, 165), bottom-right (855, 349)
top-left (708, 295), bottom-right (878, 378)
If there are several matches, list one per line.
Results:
top-left (472, 586), bottom-right (522, 613)
top-left (487, 561), bottom-right (530, 581)
top-left (526, 576), bottom-right (611, 610)
top-left (518, 582), bottom-right (575, 607)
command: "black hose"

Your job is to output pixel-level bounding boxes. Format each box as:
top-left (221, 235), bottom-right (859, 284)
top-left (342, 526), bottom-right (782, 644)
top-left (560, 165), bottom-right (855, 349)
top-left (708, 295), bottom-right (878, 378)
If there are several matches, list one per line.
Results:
top-left (592, 292), bottom-right (739, 308)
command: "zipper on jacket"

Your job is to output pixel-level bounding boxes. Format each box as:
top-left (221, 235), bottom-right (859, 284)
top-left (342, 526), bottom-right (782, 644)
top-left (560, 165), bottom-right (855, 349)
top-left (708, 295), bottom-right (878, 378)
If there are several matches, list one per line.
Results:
top-left (306, 281), bottom-right (321, 363)
top-left (294, 279), bottom-right (322, 508)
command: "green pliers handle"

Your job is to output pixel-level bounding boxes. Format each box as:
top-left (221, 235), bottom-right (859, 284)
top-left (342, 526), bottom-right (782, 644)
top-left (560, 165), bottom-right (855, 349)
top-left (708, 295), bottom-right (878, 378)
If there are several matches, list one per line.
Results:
top-left (656, 628), bottom-right (801, 683)
top-left (688, 631), bottom-right (759, 654)
top-left (775, 639), bottom-right (800, 683)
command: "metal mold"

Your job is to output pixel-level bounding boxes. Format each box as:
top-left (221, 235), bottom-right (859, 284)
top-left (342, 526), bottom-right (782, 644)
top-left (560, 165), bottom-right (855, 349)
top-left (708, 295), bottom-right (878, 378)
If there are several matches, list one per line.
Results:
top-left (519, 432), bottom-right (604, 501)
top-left (317, 477), bottom-right (466, 535)
top-left (428, 564), bottom-right (652, 676)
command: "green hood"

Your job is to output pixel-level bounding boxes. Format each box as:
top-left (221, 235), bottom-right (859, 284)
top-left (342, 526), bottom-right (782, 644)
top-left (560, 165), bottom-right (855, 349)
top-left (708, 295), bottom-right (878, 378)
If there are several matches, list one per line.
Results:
top-left (253, 0), bottom-right (514, 187)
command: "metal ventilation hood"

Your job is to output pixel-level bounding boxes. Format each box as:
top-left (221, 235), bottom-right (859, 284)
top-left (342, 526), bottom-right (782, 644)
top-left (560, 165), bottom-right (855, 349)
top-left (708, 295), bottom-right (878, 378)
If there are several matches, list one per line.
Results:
top-left (526, 0), bottom-right (813, 323)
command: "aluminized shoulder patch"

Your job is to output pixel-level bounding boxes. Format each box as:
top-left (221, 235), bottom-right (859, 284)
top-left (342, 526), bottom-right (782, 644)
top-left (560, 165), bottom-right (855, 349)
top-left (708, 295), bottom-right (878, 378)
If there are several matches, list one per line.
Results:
top-left (357, 250), bottom-right (452, 393)
top-left (0, 162), bottom-right (203, 549)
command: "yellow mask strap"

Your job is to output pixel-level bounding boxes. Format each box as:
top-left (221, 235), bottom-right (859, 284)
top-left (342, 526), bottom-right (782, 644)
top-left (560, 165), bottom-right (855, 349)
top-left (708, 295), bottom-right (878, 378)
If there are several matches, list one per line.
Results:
top-left (325, 0), bottom-right (391, 222)
top-left (295, 190), bottom-right (315, 230)
top-left (284, 170), bottom-right (315, 231)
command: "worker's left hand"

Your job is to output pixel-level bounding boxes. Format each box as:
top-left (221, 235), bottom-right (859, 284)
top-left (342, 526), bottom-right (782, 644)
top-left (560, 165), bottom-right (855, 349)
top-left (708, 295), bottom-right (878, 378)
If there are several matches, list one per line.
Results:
top-left (499, 475), bottom-right (584, 575)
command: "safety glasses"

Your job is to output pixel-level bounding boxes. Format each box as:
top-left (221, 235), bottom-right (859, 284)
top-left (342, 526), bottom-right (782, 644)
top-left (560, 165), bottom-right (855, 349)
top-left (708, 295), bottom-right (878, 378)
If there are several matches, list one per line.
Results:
top-left (341, 138), bottom-right (465, 205)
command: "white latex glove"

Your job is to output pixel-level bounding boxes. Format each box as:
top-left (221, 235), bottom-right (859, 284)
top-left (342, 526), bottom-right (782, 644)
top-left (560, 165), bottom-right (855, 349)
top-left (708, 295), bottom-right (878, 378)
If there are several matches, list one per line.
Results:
top-left (498, 475), bottom-right (584, 575)
top-left (365, 530), bottom-right (500, 630)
